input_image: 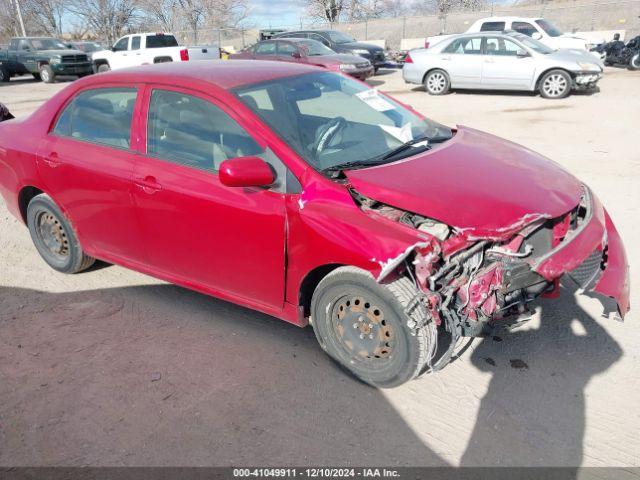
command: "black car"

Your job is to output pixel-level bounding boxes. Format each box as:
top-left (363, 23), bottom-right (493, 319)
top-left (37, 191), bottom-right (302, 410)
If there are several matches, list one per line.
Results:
top-left (274, 30), bottom-right (385, 72)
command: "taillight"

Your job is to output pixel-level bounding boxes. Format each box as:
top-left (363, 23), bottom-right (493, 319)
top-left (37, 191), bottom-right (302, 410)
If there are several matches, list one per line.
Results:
top-left (405, 52), bottom-right (413, 64)
top-left (180, 48), bottom-right (189, 61)
top-left (424, 40), bottom-right (430, 49)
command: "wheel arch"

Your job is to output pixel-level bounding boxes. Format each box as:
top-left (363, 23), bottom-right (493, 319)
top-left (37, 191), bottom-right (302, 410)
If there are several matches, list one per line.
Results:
top-left (18, 186), bottom-right (45, 224)
top-left (298, 263), bottom-right (346, 317)
top-left (535, 67), bottom-right (573, 91)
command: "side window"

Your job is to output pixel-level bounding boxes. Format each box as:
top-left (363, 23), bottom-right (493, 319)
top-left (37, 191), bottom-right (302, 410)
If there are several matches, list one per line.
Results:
top-left (131, 36), bottom-right (141, 50)
top-left (9, 39), bottom-right (19, 50)
top-left (486, 37), bottom-right (521, 56)
top-left (112, 37), bottom-right (129, 51)
top-left (53, 88), bottom-right (137, 149)
top-left (443, 37), bottom-right (482, 54)
top-left (254, 42), bottom-right (276, 55)
top-left (147, 90), bottom-right (263, 173)
top-left (512, 22), bottom-right (538, 37)
top-left (480, 21), bottom-right (505, 32)
top-left (311, 33), bottom-right (330, 46)
top-left (277, 42), bottom-right (298, 56)
top-left (18, 39), bottom-right (31, 50)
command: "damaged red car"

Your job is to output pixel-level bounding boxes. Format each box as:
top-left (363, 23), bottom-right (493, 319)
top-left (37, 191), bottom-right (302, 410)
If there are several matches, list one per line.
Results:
top-left (0, 61), bottom-right (630, 388)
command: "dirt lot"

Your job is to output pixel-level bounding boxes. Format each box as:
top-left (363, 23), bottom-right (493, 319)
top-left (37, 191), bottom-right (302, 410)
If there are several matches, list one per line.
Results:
top-left (1, 69), bottom-right (639, 468)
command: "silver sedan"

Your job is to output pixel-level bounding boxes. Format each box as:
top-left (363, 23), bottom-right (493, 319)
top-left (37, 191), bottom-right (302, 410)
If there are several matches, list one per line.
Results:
top-left (403, 31), bottom-right (604, 99)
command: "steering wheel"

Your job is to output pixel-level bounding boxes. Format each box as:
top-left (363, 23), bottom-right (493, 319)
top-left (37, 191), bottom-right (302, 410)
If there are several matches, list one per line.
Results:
top-left (313, 116), bottom-right (348, 157)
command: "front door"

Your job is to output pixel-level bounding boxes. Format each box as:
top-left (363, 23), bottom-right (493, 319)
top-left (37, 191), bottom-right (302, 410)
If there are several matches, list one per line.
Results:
top-left (481, 37), bottom-right (537, 89)
top-left (37, 86), bottom-right (142, 261)
top-left (132, 86), bottom-right (287, 310)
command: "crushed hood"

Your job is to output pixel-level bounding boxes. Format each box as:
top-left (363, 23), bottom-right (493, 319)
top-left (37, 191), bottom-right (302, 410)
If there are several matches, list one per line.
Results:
top-left (345, 127), bottom-right (583, 236)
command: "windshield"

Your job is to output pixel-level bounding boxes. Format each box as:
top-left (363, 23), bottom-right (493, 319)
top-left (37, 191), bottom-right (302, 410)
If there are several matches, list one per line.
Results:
top-left (535, 19), bottom-right (563, 37)
top-left (297, 39), bottom-right (335, 56)
top-left (233, 72), bottom-right (452, 173)
top-left (510, 33), bottom-right (555, 54)
top-left (30, 38), bottom-right (67, 50)
top-left (326, 31), bottom-right (356, 44)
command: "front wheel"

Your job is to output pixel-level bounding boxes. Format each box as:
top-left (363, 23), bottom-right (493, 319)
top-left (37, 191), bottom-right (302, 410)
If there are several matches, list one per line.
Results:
top-left (539, 69), bottom-right (571, 99)
top-left (39, 64), bottom-right (55, 83)
top-left (0, 65), bottom-right (10, 83)
top-left (629, 53), bottom-right (640, 70)
top-left (423, 69), bottom-right (450, 95)
top-left (96, 63), bottom-right (110, 73)
top-left (27, 194), bottom-right (95, 274)
top-left (311, 267), bottom-right (436, 388)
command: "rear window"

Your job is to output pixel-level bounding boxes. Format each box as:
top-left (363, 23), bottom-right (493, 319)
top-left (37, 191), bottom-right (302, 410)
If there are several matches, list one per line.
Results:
top-left (512, 22), bottom-right (538, 37)
top-left (146, 35), bottom-right (179, 48)
top-left (480, 21), bottom-right (505, 32)
top-left (53, 88), bottom-right (137, 149)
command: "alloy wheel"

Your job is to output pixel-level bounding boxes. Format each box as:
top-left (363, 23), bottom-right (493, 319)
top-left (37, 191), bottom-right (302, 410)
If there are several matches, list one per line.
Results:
top-left (542, 73), bottom-right (568, 98)
top-left (427, 72), bottom-right (446, 94)
top-left (40, 68), bottom-right (50, 83)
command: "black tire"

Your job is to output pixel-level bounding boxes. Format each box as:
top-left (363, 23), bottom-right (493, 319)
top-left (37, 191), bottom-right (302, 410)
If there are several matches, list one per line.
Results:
top-left (311, 266), bottom-right (436, 388)
top-left (96, 63), bottom-right (110, 73)
top-left (27, 194), bottom-right (95, 274)
top-left (39, 64), bottom-right (55, 83)
top-left (0, 65), bottom-right (10, 83)
top-left (423, 69), bottom-right (450, 95)
top-left (629, 53), bottom-right (640, 71)
top-left (32, 72), bottom-right (41, 80)
top-left (539, 69), bottom-right (571, 99)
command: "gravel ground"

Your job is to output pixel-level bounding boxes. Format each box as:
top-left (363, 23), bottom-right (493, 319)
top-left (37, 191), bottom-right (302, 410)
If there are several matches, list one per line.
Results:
top-left (0, 68), bottom-right (639, 468)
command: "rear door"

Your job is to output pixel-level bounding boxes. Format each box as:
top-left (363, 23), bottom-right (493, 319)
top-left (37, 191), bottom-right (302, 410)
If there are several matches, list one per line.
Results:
top-left (131, 85), bottom-right (287, 309)
top-left (481, 36), bottom-right (537, 89)
top-left (439, 36), bottom-right (484, 88)
top-left (36, 85), bottom-right (143, 261)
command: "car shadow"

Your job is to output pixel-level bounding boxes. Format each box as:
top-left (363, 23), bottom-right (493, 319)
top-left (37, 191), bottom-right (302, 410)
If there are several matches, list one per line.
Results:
top-left (0, 284), bottom-right (449, 467)
top-left (461, 282), bottom-right (622, 471)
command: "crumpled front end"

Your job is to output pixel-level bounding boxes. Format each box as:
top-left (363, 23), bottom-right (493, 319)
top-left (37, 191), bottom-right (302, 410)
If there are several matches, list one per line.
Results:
top-left (354, 185), bottom-right (629, 350)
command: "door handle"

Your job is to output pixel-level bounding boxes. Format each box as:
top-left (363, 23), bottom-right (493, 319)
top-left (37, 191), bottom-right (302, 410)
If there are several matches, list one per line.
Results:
top-left (485, 58), bottom-right (495, 63)
top-left (135, 176), bottom-right (162, 194)
top-left (441, 56), bottom-right (451, 61)
top-left (42, 152), bottom-right (61, 168)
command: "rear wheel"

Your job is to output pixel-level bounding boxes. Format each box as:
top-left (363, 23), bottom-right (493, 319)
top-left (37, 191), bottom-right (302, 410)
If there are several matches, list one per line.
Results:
top-left (539, 69), bottom-right (571, 99)
top-left (0, 65), bottom-right (10, 83)
top-left (629, 53), bottom-right (640, 70)
top-left (27, 194), bottom-right (95, 274)
top-left (39, 64), bottom-right (55, 83)
top-left (311, 266), bottom-right (436, 388)
top-left (423, 69), bottom-right (450, 95)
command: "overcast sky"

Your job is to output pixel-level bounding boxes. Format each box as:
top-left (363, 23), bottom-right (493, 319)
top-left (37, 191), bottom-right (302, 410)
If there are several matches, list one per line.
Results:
top-left (246, 0), bottom-right (307, 28)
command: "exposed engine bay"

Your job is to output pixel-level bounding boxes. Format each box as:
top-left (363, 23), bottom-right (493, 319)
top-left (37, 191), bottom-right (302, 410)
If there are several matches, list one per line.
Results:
top-left (351, 187), bottom-right (607, 371)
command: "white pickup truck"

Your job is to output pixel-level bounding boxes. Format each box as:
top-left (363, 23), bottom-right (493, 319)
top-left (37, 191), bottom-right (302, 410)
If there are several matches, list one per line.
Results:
top-left (91, 32), bottom-right (220, 72)
top-left (426, 17), bottom-right (604, 57)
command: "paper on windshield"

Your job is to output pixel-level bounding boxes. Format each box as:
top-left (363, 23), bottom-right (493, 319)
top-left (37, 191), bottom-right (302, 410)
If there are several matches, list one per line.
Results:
top-left (379, 123), bottom-right (414, 143)
top-left (355, 89), bottom-right (394, 112)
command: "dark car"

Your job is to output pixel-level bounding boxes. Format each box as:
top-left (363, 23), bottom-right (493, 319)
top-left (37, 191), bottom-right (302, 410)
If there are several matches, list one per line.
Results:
top-left (0, 37), bottom-right (92, 83)
top-left (66, 41), bottom-right (104, 60)
top-left (230, 38), bottom-right (374, 80)
top-left (275, 30), bottom-right (385, 72)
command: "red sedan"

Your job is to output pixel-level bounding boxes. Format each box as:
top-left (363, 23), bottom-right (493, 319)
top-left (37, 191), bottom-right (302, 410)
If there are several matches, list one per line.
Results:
top-left (0, 61), bottom-right (629, 387)
top-left (229, 38), bottom-right (374, 80)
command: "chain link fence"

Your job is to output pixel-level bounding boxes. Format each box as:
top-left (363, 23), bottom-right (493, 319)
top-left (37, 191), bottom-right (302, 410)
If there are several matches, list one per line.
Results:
top-left (162, 0), bottom-right (639, 51)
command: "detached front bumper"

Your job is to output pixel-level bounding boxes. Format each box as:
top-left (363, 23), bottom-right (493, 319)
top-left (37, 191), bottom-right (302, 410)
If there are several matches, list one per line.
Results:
top-left (532, 192), bottom-right (630, 320)
top-left (573, 70), bottom-right (602, 90)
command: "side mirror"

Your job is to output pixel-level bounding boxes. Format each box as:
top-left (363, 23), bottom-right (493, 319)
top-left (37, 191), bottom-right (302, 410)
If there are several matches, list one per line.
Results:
top-left (532, 32), bottom-right (543, 41)
top-left (516, 49), bottom-right (529, 58)
top-left (219, 156), bottom-right (275, 188)
top-left (292, 51), bottom-right (302, 59)
top-left (111, 46), bottom-right (117, 52)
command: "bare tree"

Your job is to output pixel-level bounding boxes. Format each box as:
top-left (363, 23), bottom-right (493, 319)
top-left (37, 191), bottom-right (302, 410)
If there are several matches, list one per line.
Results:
top-left (69, 0), bottom-right (138, 44)
top-left (23, 0), bottom-right (66, 35)
top-left (306, 0), bottom-right (345, 23)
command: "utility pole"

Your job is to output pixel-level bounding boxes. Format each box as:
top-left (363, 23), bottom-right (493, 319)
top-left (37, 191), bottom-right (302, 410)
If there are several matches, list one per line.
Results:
top-left (13, 0), bottom-right (27, 36)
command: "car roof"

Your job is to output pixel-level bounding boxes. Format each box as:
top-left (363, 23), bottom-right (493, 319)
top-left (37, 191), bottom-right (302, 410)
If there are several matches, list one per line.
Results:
top-left (85, 60), bottom-right (322, 90)
top-left (473, 16), bottom-right (542, 22)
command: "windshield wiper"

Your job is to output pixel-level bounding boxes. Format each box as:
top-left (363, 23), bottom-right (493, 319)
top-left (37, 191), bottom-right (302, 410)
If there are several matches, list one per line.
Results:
top-left (378, 132), bottom-right (452, 163)
top-left (321, 159), bottom-right (387, 175)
